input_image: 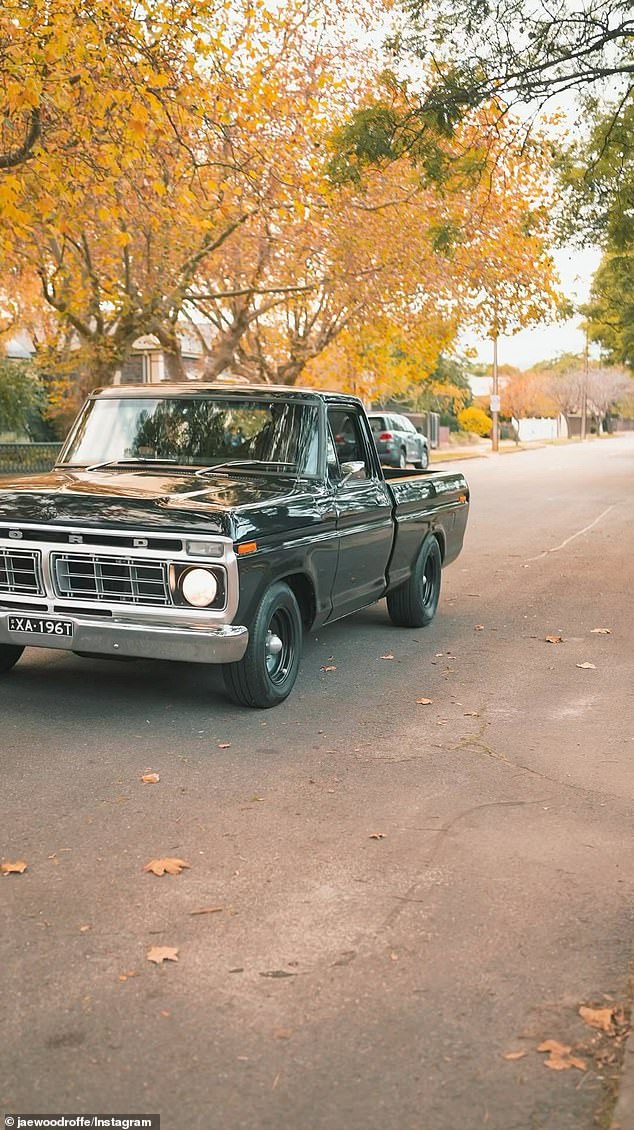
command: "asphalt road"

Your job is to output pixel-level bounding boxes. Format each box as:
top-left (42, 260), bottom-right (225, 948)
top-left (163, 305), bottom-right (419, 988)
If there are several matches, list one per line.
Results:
top-left (2, 435), bottom-right (633, 1130)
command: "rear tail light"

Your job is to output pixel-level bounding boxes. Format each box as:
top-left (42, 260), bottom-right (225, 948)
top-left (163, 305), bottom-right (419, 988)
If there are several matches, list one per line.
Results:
top-left (379, 431), bottom-right (393, 440)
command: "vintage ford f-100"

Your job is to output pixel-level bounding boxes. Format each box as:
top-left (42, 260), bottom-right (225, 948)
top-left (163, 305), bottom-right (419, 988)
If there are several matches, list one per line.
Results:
top-left (0, 384), bottom-right (469, 707)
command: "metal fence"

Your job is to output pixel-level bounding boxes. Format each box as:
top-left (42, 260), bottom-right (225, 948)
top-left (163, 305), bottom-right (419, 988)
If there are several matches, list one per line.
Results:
top-left (0, 443), bottom-right (63, 475)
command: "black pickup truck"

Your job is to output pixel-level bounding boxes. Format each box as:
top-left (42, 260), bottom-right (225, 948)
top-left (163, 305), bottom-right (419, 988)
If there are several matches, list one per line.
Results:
top-left (0, 385), bottom-right (469, 707)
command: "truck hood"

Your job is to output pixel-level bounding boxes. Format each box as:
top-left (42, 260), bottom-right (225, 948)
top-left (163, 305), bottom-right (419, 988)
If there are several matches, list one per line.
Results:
top-left (0, 467), bottom-right (317, 539)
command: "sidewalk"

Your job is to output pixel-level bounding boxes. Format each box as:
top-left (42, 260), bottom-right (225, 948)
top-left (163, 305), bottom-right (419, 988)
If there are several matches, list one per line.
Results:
top-left (428, 433), bottom-right (622, 463)
top-left (429, 438), bottom-right (544, 462)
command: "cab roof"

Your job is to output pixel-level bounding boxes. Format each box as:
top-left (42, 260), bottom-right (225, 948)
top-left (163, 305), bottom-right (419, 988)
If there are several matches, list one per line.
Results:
top-left (92, 382), bottom-right (362, 406)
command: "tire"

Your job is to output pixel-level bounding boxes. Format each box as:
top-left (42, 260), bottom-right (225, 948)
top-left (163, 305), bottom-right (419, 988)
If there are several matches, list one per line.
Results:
top-left (386, 536), bottom-right (442, 628)
top-left (0, 644), bottom-right (24, 675)
top-left (413, 447), bottom-right (429, 471)
top-left (397, 448), bottom-right (407, 470)
top-left (224, 582), bottom-right (303, 708)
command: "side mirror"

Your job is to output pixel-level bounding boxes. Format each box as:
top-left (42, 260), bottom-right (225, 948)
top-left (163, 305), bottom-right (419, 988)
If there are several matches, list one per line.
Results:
top-left (339, 460), bottom-right (366, 484)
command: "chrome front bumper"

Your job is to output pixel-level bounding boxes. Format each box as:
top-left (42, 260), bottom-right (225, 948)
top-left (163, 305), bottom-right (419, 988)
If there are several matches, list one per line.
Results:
top-left (0, 612), bottom-right (249, 665)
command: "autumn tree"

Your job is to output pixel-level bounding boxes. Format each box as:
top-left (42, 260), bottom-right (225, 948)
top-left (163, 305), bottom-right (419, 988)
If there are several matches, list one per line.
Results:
top-left (225, 106), bottom-right (561, 394)
top-left (0, 1), bottom-right (560, 415)
top-left (0, 0), bottom-right (216, 175)
top-left (501, 370), bottom-right (558, 421)
top-left (1, 0), bottom-right (379, 399)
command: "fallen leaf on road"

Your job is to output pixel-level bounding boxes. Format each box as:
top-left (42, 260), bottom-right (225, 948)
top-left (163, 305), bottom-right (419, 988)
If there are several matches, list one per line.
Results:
top-left (416, 698), bottom-right (433, 705)
top-left (380, 653), bottom-right (395, 660)
top-left (502, 1050), bottom-right (527, 1061)
top-left (590, 628), bottom-right (611, 634)
top-left (545, 635), bottom-right (563, 644)
top-left (321, 665), bottom-right (336, 672)
top-left (369, 833), bottom-right (385, 840)
top-left (274, 1029), bottom-right (292, 1039)
top-left (79, 924), bottom-right (91, 933)
top-left (579, 1006), bottom-right (615, 1032)
top-left (259, 970), bottom-right (297, 978)
top-left (546, 1053), bottom-right (586, 1071)
top-left (538, 1039), bottom-right (571, 1055)
top-left (143, 858), bottom-right (191, 876)
top-left (147, 945), bottom-right (179, 964)
top-left (190, 906), bottom-right (223, 915)
top-left (537, 1040), bottom-right (586, 1071)
top-left (141, 771), bottom-right (160, 784)
top-left (1, 860), bottom-right (27, 874)
top-left (474, 624), bottom-right (484, 631)
top-left (217, 742), bottom-right (231, 749)
top-left (118, 970), bottom-right (139, 982)
top-left (576, 662), bottom-right (596, 670)
top-left (463, 711), bottom-right (479, 716)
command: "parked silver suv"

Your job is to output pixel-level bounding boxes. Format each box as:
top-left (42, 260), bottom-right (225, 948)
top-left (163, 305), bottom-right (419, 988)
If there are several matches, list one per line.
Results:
top-left (368, 412), bottom-right (430, 470)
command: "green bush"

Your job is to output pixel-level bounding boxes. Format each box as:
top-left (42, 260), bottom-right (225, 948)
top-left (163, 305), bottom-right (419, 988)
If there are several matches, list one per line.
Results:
top-left (0, 359), bottom-right (45, 438)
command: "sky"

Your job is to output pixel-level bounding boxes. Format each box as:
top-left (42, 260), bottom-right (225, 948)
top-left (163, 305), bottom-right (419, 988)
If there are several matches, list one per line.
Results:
top-left (462, 244), bottom-right (603, 371)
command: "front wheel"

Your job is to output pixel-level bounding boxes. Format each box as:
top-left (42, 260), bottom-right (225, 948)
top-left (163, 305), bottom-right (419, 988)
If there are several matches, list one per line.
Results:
top-left (386, 536), bottom-right (442, 628)
top-left (224, 582), bottom-right (303, 708)
top-left (0, 644), bottom-right (24, 675)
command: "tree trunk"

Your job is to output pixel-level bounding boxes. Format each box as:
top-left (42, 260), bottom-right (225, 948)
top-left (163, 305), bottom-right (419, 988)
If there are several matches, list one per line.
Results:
top-left (153, 324), bottom-right (187, 381)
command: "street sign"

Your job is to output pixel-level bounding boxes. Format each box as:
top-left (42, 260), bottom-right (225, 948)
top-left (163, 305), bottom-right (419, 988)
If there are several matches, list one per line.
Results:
top-left (490, 395), bottom-right (501, 413)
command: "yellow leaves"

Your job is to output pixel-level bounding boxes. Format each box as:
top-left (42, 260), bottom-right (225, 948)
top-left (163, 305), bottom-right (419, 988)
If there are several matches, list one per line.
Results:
top-left (1, 859), bottom-right (28, 874)
top-left (537, 1040), bottom-right (586, 1071)
top-left (579, 1006), bottom-right (616, 1033)
top-left (146, 945), bottom-right (179, 964)
top-left (143, 858), bottom-right (191, 876)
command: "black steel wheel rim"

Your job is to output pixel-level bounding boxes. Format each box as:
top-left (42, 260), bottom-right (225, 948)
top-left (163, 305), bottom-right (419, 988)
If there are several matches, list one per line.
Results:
top-left (421, 550), bottom-right (439, 606)
top-left (265, 608), bottom-right (296, 685)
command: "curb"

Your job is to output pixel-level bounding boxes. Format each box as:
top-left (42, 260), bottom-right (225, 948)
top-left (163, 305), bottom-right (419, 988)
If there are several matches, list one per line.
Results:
top-left (612, 1033), bottom-right (634, 1130)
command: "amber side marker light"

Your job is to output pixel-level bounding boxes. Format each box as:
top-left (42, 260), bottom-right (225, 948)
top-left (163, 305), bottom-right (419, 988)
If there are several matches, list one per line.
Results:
top-left (459, 493), bottom-right (468, 503)
top-left (237, 542), bottom-right (258, 555)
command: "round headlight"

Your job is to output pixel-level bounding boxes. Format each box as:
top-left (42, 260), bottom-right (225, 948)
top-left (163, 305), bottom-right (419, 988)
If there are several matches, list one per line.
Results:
top-left (180, 567), bottom-right (218, 608)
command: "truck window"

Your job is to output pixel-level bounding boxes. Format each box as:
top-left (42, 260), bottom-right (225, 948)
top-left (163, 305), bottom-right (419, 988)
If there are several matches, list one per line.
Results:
top-left (327, 408), bottom-right (370, 479)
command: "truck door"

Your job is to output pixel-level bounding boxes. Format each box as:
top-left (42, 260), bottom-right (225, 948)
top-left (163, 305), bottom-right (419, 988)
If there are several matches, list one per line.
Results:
top-left (326, 404), bottom-right (394, 620)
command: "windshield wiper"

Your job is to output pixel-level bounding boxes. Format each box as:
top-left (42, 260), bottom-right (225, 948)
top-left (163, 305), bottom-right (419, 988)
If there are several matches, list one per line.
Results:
top-left (195, 460), bottom-right (296, 476)
top-left (84, 458), bottom-right (187, 471)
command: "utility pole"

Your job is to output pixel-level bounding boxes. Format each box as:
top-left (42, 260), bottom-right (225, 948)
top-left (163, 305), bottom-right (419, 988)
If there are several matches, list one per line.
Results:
top-left (580, 327), bottom-right (589, 441)
top-left (491, 325), bottom-right (500, 453)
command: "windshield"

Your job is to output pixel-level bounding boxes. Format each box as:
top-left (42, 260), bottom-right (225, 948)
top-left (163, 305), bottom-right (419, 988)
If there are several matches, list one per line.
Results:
top-left (60, 396), bottom-right (321, 476)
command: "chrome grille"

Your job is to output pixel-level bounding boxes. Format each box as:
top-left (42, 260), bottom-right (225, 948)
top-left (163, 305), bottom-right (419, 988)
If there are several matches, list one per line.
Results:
top-left (0, 548), bottom-right (43, 595)
top-left (52, 554), bottom-right (171, 606)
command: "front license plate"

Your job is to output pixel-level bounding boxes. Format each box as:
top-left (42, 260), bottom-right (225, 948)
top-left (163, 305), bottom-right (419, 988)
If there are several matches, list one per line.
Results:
top-left (8, 615), bottom-right (74, 638)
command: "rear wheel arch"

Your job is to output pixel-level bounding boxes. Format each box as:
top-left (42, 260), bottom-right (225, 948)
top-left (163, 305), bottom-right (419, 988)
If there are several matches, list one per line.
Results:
top-left (431, 527), bottom-right (446, 562)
